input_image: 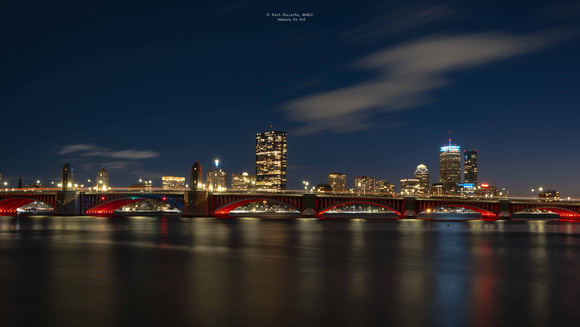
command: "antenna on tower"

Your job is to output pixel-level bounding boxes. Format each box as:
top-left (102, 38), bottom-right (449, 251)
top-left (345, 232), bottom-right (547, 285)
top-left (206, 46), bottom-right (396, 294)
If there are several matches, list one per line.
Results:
top-left (448, 131), bottom-right (452, 146)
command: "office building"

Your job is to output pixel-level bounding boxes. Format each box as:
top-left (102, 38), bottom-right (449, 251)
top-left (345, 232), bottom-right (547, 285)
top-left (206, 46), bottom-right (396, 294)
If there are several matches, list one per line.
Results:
top-left (400, 178), bottom-right (421, 195)
top-left (96, 167), bottom-right (109, 191)
top-left (376, 180), bottom-right (395, 195)
top-left (354, 176), bottom-right (375, 194)
top-left (206, 159), bottom-right (227, 191)
top-left (539, 190), bottom-right (559, 200)
top-left (256, 129), bottom-right (287, 190)
top-left (475, 184), bottom-right (509, 198)
top-left (231, 172), bottom-right (256, 190)
top-left (328, 173), bottom-right (346, 192)
top-left (190, 161), bottom-right (203, 190)
top-left (414, 164), bottom-right (430, 195)
top-left (440, 140), bottom-right (461, 194)
top-left (130, 180), bottom-right (152, 190)
top-left (430, 183), bottom-right (444, 196)
top-left (464, 150), bottom-right (478, 184)
top-left (162, 176), bottom-right (185, 190)
top-left (458, 183), bottom-right (476, 195)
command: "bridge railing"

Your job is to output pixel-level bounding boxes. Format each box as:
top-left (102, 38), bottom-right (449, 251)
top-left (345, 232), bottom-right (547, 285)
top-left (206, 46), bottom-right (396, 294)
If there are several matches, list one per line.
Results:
top-left (3, 188), bottom-right (580, 204)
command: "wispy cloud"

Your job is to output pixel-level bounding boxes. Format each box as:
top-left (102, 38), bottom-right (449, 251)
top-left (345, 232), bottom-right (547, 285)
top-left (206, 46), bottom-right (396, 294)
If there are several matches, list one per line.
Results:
top-left (58, 144), bottom-right (160, 159)
top-left (283, 28), bottom-right (576, 135)
top-left (341, 3), bottom-right (459, 43)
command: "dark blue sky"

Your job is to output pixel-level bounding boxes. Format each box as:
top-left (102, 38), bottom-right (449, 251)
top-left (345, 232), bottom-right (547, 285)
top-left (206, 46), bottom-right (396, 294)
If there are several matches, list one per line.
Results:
top-left (2, 0), bottom-right (580, 196)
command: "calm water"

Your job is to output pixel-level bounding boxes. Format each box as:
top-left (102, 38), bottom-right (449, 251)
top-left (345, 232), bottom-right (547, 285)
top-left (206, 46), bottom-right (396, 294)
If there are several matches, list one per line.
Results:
top-left (1, 215), bottom-right (580, 326)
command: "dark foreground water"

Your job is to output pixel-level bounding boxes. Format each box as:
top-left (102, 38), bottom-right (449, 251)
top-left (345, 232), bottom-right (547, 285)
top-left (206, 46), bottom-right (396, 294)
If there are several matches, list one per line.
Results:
top-left (1, 216), bottom-right (580, 327)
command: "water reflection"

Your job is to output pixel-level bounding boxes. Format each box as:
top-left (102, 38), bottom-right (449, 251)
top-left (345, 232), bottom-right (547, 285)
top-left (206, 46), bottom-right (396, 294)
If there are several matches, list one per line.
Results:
top-left (2, 216), bottom-right (580, 326)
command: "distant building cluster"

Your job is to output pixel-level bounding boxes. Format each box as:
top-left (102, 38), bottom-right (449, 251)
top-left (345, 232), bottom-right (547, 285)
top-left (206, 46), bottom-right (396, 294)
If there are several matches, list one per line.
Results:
top-left (5, 128), bottom-right (565, 200)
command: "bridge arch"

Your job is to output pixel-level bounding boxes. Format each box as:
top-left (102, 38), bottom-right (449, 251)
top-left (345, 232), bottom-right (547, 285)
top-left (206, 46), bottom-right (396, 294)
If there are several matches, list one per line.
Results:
top-left (86, 197), bottom-right (182, 215)
top-left (214, 197), bottom-right (300, 218)
top-left (420, 204), bottom-right (496, 219)
top-left (512, 206), bottom-right (580, 220)
top-left (0, 197), bottom-right (54, 215)
top-left (318, 201), bottom-right (402, 217)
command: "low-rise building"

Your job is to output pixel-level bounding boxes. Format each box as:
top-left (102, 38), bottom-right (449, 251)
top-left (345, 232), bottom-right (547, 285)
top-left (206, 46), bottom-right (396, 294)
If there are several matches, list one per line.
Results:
top-left (354, 176), bottom-right (376, 194)
top-left (400, 178), bottom-right (421, 196)
top-left (162, 176), bottom-right (185, 190)
top-left (231, 172), bottom-right (256, 190)
top-left (376, 180), bottom-right (395, 195)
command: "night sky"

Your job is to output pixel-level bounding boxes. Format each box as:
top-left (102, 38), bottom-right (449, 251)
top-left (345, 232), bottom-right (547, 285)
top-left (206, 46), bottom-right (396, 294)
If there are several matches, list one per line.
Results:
top-left (2, 0), bottom-right (580, 196)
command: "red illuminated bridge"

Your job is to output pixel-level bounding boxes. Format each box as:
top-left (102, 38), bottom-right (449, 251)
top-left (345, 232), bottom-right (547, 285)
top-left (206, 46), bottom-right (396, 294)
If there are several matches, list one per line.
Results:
top-left (2, 189), bottom-right (580, 221)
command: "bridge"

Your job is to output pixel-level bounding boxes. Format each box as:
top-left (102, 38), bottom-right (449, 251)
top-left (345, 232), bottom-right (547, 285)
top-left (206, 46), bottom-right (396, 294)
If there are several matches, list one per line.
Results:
top-left (2, 189), bottom-right (580, 221)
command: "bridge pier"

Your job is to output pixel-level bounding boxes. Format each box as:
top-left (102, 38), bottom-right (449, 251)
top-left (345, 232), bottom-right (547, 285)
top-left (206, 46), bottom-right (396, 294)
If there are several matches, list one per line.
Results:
top-left (54, 191), bottom-right (81, 216)
top-left (302, 193), bottom-right (318, 217)
top-left (400, 197), bottom-right (417, 219)
top-left (183, 191), bottom-right (211, 217)
top-left (496, 200), bottom-right (511, 220)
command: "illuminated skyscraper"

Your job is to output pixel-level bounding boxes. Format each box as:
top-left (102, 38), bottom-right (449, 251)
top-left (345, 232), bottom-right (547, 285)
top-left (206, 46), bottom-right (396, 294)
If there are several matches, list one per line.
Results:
top-left (440, 140), bottom-right (461, 194)
top-left (328, 173), bottom-right (346, 192)
top-left (256, 129), bottom-right (287, 190)
top-left (414, 164), bottom-right (430, 194)
top-left (464, 150), bottom-right (478, 184)
top-left (96, 167), bottom-right (109, 191)
top-left (190, 161), bottom-right (203, 190)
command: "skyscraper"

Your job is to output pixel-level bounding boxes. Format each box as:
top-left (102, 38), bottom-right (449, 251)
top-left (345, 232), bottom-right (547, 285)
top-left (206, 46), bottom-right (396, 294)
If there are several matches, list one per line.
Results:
top-left (190, 161), bottom-right (203, 190)
top-left (328, 173), bottom-right (346, 192)
top-left (464, 150), bottom-right (478, 184)
top-left (96, 167), bottom-right (109, 191)
top-left (440, 140), bottom-right (461, 194)
top-left (256, 129), bottom-right (287, 190)
top-left (414, 164), bottom-right (430, 194)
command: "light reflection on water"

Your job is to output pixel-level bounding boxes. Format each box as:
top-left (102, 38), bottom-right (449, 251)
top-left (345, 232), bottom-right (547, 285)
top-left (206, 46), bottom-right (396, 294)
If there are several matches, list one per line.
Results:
top-left (2, 215), bottom-right (580, 326)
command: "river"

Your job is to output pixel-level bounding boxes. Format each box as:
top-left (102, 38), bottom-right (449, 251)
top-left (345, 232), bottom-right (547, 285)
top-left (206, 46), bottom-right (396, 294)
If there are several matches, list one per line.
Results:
top-left (1, 215), bottom-right (579, 326)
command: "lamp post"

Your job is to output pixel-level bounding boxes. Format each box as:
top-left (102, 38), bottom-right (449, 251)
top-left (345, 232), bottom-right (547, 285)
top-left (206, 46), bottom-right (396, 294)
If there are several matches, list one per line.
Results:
top-left (302, 181), bottom-right (309, 193)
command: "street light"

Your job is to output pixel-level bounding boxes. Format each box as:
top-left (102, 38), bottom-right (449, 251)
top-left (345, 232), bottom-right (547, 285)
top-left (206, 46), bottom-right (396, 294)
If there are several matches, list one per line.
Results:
top-left (302, 181), bottom-right (309, 193)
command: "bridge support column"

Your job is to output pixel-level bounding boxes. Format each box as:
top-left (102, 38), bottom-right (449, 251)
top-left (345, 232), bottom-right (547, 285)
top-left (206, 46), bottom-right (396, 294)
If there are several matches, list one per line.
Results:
top-left (183, 191), bottom-right (210, 217)
top-left (401, 197), bottom-right (418, 219)
top-left (302, 193), bottom-right (317, 217)
top-left (496, 200), bottom-right (511, 220)
top-left (54, 191), bottom-right (81, 216)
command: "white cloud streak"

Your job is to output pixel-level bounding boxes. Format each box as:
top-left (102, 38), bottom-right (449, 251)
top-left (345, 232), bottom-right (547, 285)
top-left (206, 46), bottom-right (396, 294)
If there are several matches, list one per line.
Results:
top-left (341, 3), bottom-right (459, 43)
top-left (58, 144), bottom-right (160, 159)
top-left (283, 28), bottom-right (576, 135)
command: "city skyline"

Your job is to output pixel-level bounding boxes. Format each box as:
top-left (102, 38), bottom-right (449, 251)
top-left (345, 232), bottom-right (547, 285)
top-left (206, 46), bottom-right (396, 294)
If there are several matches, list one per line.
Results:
top-left (2, 0), bottom-right (580, 196)
top-left (0, 132), bottom-right (553, 197)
